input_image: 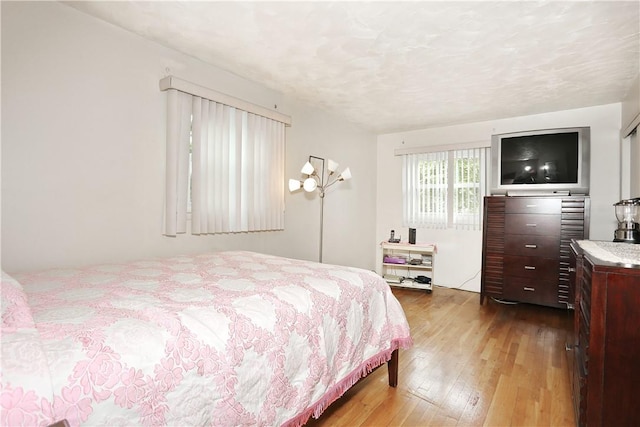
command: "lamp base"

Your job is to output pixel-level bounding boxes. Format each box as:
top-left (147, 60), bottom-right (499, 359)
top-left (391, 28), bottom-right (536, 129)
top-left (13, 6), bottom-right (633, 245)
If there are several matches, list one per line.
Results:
top-left (614, 227), bottom-right (640, 243)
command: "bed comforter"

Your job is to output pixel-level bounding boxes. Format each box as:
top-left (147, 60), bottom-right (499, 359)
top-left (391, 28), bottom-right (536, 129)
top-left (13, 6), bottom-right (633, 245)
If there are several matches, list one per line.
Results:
top-left (1, 251), bottom-right (412, 426)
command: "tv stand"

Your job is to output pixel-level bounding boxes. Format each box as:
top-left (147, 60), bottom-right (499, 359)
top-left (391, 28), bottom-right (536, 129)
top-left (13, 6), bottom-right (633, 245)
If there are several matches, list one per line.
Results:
top-left (506, 189), bottom-right (571, 197)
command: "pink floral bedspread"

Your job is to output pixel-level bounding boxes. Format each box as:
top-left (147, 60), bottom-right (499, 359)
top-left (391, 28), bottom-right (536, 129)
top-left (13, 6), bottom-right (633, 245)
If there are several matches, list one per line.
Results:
top-left (1, 251), bottom-right (412, 426)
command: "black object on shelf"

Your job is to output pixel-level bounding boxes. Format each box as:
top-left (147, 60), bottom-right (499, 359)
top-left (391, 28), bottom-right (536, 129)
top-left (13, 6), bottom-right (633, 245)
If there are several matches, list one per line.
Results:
top-left (409, 228), bottom-right (416, 244)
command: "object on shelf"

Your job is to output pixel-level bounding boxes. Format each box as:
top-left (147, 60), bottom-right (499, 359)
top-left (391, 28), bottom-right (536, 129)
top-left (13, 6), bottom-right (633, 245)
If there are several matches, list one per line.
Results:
top-left (388, 229), bottom-right (401, 243)
top-left (384, 274), bottom-right (403, 284)
top-left (383, 255), bottom-right (407, 264)
top-left (409, 228), bottom-right (416, 244)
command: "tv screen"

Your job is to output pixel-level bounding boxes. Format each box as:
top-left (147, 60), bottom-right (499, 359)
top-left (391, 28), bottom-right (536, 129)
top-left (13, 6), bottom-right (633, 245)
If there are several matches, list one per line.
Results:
top-left (490, 127), bottom-right (590, 195)
top-left (500, 133), bottom-right (578, 185)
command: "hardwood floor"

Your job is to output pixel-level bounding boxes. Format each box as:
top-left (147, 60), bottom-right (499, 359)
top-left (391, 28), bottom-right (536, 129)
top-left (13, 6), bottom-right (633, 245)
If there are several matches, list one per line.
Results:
top-left (306, 286), bottom-right (576, 426)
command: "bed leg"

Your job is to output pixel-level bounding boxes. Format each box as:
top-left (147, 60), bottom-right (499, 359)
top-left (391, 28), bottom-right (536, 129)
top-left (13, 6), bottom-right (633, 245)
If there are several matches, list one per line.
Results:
top-left (387, 349), bottom-right (398, 387)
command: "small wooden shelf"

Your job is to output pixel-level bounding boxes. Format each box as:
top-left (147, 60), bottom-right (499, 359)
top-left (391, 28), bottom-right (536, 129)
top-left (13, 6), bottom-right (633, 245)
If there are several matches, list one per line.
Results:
top-left (380, 242), bottom-right (436, 293)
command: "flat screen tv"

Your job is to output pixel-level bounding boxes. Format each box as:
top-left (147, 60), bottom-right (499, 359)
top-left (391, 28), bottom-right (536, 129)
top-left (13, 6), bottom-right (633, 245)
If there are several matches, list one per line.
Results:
top-left (490, 127), bottom-right (590, 195)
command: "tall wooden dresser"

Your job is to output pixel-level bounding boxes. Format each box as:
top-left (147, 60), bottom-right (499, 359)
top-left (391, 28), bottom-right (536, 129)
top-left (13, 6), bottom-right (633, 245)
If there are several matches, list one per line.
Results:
top-left (480, 195), bottom-right (590, 308)
top-left (568, 241), bottom-right (640, 426)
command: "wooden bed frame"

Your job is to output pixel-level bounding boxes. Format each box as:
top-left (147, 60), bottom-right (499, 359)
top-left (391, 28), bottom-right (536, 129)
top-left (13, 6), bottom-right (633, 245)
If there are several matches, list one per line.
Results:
top-left (388, 349), bottom-right (399, 387)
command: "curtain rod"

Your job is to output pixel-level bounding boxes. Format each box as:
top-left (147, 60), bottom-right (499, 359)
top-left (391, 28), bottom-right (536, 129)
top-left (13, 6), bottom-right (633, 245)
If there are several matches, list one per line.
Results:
top-left (159, 75), bottom-right (292, 127)
top-left (394, 140), bottom-right (490, 156)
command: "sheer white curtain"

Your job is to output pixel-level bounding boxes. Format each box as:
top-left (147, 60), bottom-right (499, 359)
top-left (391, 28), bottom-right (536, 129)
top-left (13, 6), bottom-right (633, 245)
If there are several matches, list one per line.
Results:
top-left (164, 88), bottom-right (285, 236)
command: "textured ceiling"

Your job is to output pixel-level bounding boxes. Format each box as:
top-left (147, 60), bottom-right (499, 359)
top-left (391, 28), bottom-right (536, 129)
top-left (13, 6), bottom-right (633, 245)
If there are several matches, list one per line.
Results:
top-left (64, 1), bottom-right (639, 134)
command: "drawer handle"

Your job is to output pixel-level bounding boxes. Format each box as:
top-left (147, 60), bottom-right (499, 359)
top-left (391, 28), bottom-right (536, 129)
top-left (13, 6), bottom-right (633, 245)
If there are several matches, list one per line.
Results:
top-left (526, 204), bottom-right (537, 208)
top-left (524, 266), bottom-right (536, 270)
top-left (524, 244), bottom-right (537, 249)
top-left (526, 223), bottom-right (537, 227)
top-left (568, 267), bottom-right (576, 273)
top-left (523, 287), bottom-right (535, 292)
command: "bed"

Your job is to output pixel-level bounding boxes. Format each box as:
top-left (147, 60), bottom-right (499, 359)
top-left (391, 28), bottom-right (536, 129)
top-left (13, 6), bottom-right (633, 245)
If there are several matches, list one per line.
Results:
top-left (1, 251), bottom-right (412, 426)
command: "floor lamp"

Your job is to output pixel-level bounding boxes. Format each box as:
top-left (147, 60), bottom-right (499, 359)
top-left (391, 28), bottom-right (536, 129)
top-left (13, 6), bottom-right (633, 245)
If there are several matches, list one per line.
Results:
top-left (289, 156), bottom-right (352, 263)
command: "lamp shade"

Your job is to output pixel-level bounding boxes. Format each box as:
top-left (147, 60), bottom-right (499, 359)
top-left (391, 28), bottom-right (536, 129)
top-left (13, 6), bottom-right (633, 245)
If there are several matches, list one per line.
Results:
top-left (288, 179), bottom-right (302, 192)
top-left (327, 159), bottom-right (339, 173)
top-left (301, 161), bottom-right (315, 175)
top-left (303, 177), bottom-right (318, 192)
top-left (339, 167), bottom-right (352, 181)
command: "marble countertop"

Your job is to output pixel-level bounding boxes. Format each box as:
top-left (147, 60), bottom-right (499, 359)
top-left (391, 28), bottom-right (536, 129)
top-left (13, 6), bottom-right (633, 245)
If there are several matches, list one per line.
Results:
top-left (576, 240), bottom-right (640, 267)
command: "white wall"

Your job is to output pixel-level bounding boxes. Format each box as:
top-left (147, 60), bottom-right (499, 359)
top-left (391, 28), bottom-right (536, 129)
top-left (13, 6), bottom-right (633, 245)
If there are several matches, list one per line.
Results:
top-left (621, 74), bottom-right (639, 136)
top-left (377, 104), bottom-right (622, 292)
top-left (1, 2), bottom-right (376, 273)
top-left (629, 131), bottom-right (640, 198)
top-left (281, 101), bottom-right (377, 268)
top-left (620, 73), bottom-right (639, 198)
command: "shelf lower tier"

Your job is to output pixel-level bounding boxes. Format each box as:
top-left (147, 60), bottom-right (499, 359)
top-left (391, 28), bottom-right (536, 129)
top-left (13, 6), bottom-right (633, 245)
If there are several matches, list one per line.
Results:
top-left (382, 263), bottom-right (433, 270)
top-left (384, 276), bottom-right (433, 292)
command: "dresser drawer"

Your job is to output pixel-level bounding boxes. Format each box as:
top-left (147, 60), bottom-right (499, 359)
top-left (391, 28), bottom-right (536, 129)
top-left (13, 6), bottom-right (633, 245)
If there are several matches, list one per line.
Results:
top-left (505, 213), bottom-right (561, 235)
top-left (503, 275), bottom-right (559, 306)
top-left (504, 234), bottom-right (560, 258)
top-left (505, 197), bottom-right (562, 214)
top-left (504, 255), bottom-right (559, 280)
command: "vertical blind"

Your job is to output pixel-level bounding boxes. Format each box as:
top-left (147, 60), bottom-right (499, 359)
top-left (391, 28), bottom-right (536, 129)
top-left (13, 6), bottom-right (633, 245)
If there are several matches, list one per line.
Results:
top-left (163, 88), bottom-right (286, 236)
top-left (403, 151), bottom-right (448, 229)
top-left (452, 148), bottom-right (488, 230)
top-left (403, 147), bottom-right (489, 230)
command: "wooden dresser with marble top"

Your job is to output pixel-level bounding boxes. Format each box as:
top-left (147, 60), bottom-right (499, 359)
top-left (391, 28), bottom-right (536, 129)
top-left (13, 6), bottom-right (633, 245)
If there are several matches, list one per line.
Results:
top-left (568, 240), bottom-right (640, 427)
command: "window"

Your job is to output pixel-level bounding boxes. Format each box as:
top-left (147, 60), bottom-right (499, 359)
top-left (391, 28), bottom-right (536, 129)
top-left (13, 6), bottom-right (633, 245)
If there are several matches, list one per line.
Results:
top-left (403, 147), bottom-right (489, 230)
top-left (163, 87), bottom-right (288, 236)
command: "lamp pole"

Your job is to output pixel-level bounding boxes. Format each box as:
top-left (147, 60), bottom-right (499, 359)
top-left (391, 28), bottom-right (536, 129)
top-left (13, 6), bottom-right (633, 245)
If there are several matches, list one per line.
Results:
top-left (310, 156), bottom-right (326, 263)
top-left (319, 192), bottom-right (325, 263)
top-left (288, 155), bottom-right (351, 264)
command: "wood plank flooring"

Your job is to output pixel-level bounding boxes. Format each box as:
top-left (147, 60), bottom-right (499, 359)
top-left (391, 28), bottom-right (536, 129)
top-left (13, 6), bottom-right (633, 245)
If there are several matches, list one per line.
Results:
top-left (306, 286), bottom-right (575, 426)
